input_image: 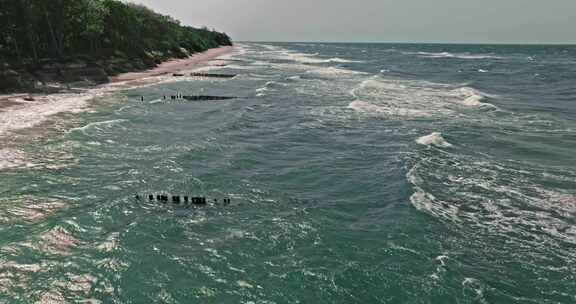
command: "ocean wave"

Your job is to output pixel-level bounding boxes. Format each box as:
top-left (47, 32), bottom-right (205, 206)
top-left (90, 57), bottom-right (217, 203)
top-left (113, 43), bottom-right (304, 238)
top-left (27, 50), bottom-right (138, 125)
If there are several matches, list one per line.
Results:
top-left (268, 51), bottom-right (323, 64)
top-left (260, 47), bottom-right (362, 64)
top-left (343, 76), bottom-right (506, 124)
top-left (192, 65), bottom-right (224, 72)
top-left (324, 57), bottom-right (363, 63)
top-left (413, 51), bottom-right (502, 60)
top-left (407, 149), bottom-right (576, 268)
top-left (0, 148), bottom-right (33, 170)
top-left (282, 56), bottom-right (362, 64)
top-left (348, 100), bottom-right (434, 118)
top-left (348, 76), bottom-right (463, 118)
top-left (217, 64), bottom-right (255, 70)
top-left (69, 119), bottom-right (128, 135)
top-left (255, 81), bottom-right (287, 96)
top-left (286, 75), bottom-right (302, 81)
top-left (260, 44), bottom-right (282, 51)
top-left (451, 87), bottom-right (491, 98)
top-left (307, 66), bottom-right (367, 76)
top-left (255, 88), bottom-right (268, 97)
top-left (450, 87), bottom-right (497, 108)
top-left (353, 77), bottom-right (496, 109)
top-left (0, 93), bottom-right (101, 138)
top-left (415, 132), bottom-right (453, 147)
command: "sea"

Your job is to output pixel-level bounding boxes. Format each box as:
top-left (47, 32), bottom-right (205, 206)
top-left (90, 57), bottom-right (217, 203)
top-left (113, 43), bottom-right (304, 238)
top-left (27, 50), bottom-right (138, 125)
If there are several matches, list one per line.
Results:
top-left (1, 42), bottom-right (575, 303)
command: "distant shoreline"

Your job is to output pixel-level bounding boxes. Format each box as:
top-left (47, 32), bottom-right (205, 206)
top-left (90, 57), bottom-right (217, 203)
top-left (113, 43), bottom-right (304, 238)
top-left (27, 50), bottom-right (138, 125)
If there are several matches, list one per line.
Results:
top-left (239, 41), bottom-right (576, 46)
top-left (0, 46), bottom-right (233, 160)
top-left (0, 46), bottom-right (233, 95)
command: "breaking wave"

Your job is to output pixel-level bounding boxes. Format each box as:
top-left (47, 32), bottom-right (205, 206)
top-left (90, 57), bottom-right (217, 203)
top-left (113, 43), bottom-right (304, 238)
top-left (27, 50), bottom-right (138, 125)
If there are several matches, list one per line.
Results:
top-left (0, 148), bottom-right (31, 170)
top-left (70, 119), bottom-right (128, 135)
top-left (416, 132), bottom-right (453, 147)
top-left (347, 100), bottom-right (434, 118)
top-left (307, 66), bottom-right (367, 76)
top-left (450, 87), bottom-right (496, 107)
top-left (407, 147), bottom-right (576, 280)
top-left (278, 51), bottom-right (362, 64)
top-left (413, 51), bottom-right (502, 60)
top-left (346, 76), bottom-right (498, 119)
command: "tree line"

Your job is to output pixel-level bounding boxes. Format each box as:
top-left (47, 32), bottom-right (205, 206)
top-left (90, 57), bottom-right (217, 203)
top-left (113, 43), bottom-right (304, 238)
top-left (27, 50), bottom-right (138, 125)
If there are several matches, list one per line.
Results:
top-left (0, 0), bottom-right (232, 65)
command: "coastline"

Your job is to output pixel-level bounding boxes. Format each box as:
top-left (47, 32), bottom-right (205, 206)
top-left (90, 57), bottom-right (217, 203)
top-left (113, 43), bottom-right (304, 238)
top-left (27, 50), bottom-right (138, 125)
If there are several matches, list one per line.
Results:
top-left (0, 46), bottom-right (233, 169)
top-left (110, 46), bottom-right (233, 85)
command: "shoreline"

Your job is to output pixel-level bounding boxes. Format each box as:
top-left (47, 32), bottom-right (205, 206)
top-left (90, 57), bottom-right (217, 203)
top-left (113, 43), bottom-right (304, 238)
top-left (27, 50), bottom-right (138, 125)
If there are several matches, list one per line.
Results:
top-left (110, 46), bottom-right (233, 85)
top-left (0, 46), bottom-right (233, 135)
top-left (0, 46), bottom-right (234, 169)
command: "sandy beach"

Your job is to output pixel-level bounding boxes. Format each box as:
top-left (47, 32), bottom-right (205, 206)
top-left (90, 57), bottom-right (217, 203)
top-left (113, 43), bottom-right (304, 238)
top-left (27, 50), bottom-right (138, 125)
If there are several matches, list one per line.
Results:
top-left (0, 46), bottom-right (233, 169)
top-left (110, 46), bottom-right (233, 84)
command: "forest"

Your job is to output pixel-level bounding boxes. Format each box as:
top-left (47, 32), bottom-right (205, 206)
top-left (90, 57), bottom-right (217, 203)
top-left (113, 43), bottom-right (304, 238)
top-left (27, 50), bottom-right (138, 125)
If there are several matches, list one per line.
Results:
top-left (0, 0), bottom-right (233, 64)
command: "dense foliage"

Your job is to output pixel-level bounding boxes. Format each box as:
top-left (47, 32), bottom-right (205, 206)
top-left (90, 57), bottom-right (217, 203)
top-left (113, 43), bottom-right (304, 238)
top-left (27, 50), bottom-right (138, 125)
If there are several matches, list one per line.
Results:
top-left (0, 0), bottom-right (232, 64)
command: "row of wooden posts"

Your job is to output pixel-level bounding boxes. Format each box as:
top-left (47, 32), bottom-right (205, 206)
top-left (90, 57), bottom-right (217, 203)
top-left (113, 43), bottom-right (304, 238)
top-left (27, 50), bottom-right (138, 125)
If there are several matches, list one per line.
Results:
top-left (139, 94), bottom-right (237, 102)
top-left (136, 194), bottom-right (231, 205)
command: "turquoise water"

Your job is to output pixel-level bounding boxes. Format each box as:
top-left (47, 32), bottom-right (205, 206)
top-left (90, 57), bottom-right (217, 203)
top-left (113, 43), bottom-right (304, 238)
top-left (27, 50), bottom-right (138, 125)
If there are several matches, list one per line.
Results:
top-left (1, 43), bottom-right (576, 303)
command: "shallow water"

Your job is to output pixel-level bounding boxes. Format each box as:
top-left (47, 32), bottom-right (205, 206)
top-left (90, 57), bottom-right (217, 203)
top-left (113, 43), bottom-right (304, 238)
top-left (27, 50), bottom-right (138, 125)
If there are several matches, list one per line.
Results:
top-left (1, 43), bottom-right (575, 303)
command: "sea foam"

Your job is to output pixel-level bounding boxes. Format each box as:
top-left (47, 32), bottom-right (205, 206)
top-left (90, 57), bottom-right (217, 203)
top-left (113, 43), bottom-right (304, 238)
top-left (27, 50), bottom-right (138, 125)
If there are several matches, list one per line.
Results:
top-left (414, 51), bottom-right (502, 60)
top-left (451, 87), bottom-right (496, 107)
top-left (348, 100), bottom-right (432, 118)
top-left (416, 132), bottom-right (453, 147)
top-left (70, 119), bottom-right (128, 135)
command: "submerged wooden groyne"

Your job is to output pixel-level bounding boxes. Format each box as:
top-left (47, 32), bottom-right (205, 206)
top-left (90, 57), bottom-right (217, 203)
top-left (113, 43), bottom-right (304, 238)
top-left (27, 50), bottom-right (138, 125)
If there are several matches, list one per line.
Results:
top-left (190, 72), bottom-right (236, 78)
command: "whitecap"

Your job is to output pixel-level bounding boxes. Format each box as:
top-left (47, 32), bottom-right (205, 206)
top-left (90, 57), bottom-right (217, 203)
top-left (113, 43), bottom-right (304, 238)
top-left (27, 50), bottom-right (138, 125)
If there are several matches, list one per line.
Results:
top-left (307, 66), bottom-right (366, 76)
top-left (237, 280), bottom-right (254, 288)
top-left (348, 100), bottom-right (433, 118)
top-left (286, 75), bottom-right (301, 81)
top-left (414, 51), bottom-right (502, 60)
top-left (324, 57), bottom-right (363, 63)
top-left (416, 132), bottom-right (453, 148)
top-left (69, 119), bottom-right (128, 135)
top-left (462, 95), bottom-right (485, 106)
top-left (450, 87), bottom-right (496, 107)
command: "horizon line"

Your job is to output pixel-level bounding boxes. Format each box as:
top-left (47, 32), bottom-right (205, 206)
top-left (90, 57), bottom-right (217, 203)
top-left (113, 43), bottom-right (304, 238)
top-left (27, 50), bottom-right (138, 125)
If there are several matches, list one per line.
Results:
top-left (236, 40), bottom-right (576, 46)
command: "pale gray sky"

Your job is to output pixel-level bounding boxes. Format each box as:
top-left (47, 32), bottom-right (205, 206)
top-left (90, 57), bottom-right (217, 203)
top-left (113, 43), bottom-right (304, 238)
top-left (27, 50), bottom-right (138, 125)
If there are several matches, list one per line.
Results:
top-left (132, 0), bottom-right (576, 44)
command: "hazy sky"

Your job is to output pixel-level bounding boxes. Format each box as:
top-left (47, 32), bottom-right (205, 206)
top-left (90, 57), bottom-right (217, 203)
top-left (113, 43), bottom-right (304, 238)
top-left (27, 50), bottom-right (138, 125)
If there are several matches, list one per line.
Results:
top-left (132, 0), bottom-right (576, 44)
